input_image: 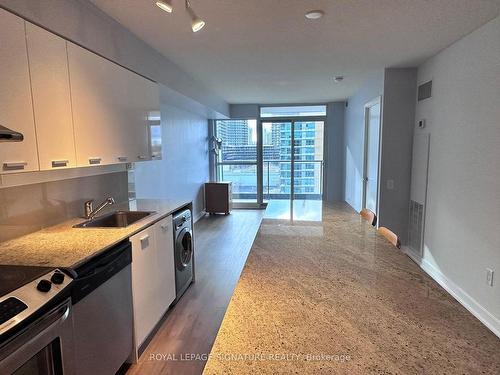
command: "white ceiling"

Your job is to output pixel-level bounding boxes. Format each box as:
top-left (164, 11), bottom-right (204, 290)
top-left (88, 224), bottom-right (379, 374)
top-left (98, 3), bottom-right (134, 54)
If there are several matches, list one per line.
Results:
top-left (90, 0), bottom-right (500, 104)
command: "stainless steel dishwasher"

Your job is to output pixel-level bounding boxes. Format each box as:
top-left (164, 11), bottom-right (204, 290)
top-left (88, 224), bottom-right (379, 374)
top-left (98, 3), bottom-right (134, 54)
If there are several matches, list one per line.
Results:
top-left (70, 240), bottom-right (133, 375)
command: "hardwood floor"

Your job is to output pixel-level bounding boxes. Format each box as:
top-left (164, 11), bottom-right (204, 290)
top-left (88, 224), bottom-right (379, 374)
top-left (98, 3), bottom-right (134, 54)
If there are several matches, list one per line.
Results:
top-left (125, 210), bottom-right (264, 375)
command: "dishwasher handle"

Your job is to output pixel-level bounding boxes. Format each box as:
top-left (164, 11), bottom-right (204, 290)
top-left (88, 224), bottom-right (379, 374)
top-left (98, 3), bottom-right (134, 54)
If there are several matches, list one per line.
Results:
top-left (71, 241), bottom-right (132, 304)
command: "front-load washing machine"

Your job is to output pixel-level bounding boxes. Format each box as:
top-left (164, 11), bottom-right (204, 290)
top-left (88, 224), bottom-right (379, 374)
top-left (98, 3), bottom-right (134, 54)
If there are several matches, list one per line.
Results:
top-left (172, 209), bottom-right (194, 301)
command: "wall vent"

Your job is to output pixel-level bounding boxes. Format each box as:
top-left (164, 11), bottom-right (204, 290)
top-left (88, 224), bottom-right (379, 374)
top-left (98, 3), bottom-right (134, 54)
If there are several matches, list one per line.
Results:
top-left (408, 200), bottom-right (424, 253)
top-left (417, 80), bottom-right (432, 101)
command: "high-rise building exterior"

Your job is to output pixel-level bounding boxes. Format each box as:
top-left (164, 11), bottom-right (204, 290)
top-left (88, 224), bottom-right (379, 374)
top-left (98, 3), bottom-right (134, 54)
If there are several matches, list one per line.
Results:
top-left (216, 120), bottom-right (323, 199)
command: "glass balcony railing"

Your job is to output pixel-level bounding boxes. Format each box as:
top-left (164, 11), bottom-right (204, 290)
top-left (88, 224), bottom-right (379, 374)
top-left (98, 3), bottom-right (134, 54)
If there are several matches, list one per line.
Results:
top-left (218, 162), bottom-right (257, 202)
top-left (217, 160), bottom-right (323, 202)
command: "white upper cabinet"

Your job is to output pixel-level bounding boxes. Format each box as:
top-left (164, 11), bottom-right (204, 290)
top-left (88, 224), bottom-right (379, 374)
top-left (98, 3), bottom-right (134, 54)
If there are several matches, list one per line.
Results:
top-left (67, 42), bottom-right (158, 166)
top-left (25, 23), bottom-right (76, 170)
top-left (0, 9), bottom-right (39, 173)
top-left (0, 8), bottom-right (159, 173)
top-left (68, 42), bottom-right (128, 166)
top-left (125, 72), bottom-right (160, 162)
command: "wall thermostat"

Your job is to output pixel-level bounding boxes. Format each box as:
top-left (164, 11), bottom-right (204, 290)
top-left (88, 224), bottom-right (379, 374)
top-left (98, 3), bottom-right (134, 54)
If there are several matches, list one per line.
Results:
top-left (418, 119), bottom-right (426, 129)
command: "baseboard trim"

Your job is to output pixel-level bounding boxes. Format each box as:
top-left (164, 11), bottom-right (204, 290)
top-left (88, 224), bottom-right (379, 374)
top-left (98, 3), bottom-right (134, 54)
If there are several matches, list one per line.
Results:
top-left (402, 246), bottom-right (500, 339)
top-left (193, 210), bottom-right (206, 223)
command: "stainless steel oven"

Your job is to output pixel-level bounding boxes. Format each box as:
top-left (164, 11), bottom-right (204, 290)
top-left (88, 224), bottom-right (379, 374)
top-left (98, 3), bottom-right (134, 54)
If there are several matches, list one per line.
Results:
top-left (0, 298), bottom-right (75, 374)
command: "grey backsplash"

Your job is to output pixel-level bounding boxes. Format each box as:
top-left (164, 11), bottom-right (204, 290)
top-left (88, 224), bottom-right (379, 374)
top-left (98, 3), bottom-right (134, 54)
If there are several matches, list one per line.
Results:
top-left (0, 172), bottom-right (128, 243)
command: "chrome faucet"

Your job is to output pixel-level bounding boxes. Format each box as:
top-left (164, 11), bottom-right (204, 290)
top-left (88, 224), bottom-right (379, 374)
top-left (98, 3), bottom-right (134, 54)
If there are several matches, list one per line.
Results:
top-left (84, 197), bottom-right (115, 220)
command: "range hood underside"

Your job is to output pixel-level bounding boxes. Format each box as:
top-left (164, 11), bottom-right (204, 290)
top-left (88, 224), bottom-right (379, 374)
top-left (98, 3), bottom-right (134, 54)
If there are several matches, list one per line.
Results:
top-left (0, 124), bottom-right (24, 142)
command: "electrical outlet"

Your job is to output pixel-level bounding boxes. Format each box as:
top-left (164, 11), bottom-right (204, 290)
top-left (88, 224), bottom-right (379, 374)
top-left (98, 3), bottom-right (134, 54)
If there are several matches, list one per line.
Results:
top-left (387, 179), bottom-right (394, 190)
top-left (486, 268), bottom-right (494, 287)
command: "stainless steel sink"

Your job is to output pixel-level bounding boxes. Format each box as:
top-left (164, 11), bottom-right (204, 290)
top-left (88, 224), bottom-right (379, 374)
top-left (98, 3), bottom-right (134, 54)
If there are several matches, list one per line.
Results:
top-left (74, 211), bottom-right (155, 228)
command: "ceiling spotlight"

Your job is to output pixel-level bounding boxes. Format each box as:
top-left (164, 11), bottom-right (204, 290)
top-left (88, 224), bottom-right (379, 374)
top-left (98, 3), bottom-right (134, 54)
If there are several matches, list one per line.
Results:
top-left (186, 0), bottom-right (205, 32)
top-left (333, 76), bottom-right (344, 83)
top-left (155, 0), bottom-right (173, 13)
top-left (305, 10), bottom-right (324, 20)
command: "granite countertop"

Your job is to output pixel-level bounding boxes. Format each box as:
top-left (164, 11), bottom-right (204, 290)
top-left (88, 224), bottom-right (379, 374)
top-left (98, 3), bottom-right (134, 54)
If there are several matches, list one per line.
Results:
top-left (203, 202), bottom-right (500, 374)
top-left (0, 199), bottom-right (191, 269)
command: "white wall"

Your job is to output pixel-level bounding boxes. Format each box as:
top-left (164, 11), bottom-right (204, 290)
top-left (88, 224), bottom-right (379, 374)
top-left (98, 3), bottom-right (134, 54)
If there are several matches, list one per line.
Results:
top-left (414, 16), bottom-right (500, 335)
top-left (0, 0), bottom-right (229, 117)
top-left (344, 72), bottom-right (384, 211)
top-left (134, 89), bottom-right (209, 220)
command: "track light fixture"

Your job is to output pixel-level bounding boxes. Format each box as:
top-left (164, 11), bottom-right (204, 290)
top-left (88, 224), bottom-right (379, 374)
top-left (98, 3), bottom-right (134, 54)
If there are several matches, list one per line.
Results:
top-left (154, 0), bottom-right (205, 33)
top-left (185, 0), bottom-right (205, 32)
top-left (155, 0), bottom-right (173, 13)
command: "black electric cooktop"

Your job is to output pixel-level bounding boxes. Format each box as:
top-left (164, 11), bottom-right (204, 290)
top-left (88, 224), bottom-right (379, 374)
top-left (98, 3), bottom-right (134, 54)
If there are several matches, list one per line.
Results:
top-left (0, 265), bottom-right (54, 297)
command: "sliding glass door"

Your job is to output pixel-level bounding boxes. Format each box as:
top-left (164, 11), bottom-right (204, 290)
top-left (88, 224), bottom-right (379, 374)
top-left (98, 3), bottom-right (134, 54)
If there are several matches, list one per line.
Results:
top-left (214, 110), bottom-right (326, 212)
top-left (261, 120), bottom-right (324, 219)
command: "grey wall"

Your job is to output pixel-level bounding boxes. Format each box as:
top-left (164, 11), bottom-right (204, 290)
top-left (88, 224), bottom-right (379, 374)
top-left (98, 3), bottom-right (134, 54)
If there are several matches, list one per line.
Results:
top-left (230, 104), bottom-right (259, 119)
top-left (324, 102), bottom-right (345, 202)
top-left (378, 68), bottom-right (417, 243)
top-left (0, 172), bottom-right (128, 242)
top-left (0, 0), bottom-right (229, 117)
top-left (414, 16), bottom-right (500, 331)
top-left (343, 72), bottom-right (384, 211)
top-left (134, 87), bottom-right (210, 220)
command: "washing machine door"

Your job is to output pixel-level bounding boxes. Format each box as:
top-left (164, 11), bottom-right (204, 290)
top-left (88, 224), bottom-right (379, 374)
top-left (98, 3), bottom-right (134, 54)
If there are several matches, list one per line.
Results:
top-left (175, 228), bottom-right (192, 271)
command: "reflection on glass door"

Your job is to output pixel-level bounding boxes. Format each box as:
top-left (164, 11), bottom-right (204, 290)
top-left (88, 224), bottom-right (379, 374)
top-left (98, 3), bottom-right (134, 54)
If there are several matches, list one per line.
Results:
top-left (215, 119), bottom-right (258, 206)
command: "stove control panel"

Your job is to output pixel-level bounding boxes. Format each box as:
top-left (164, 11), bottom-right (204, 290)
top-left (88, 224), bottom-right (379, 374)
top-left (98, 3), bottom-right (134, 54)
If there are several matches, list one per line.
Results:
top-left (0, 297), bottom-right (28, 326)
top-left (0, 269), bottom-right (72, 337)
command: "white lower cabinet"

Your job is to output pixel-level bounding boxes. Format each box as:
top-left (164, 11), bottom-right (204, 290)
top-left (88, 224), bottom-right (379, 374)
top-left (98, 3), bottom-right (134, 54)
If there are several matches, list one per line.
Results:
top-left (130, 215), bottom-right (176, 360)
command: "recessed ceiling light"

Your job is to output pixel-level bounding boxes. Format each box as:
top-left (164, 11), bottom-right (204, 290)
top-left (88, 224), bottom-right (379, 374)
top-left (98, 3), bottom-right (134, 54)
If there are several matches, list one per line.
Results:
top-left (333, 76), bottom-right (344, 83)
top-left (156, 0), bottom-right (173, 13)
top-left (305, 10), bottom-right (324, 20)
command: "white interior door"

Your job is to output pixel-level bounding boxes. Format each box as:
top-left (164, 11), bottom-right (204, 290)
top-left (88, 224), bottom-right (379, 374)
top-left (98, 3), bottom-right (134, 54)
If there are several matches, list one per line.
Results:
top-left (363, 98), bottom-right (381, 215)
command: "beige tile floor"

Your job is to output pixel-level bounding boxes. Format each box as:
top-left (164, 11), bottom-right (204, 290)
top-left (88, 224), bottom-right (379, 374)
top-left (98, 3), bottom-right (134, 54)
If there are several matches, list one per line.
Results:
top-left (204, 202), bottom-right (500, 374)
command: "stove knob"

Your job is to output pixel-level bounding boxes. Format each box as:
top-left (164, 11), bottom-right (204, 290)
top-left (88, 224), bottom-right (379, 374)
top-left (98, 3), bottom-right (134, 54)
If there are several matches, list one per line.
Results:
top-left (37, 279), bottom-right (52, 292)
top-left (51, 271), bottom-right (65, 285)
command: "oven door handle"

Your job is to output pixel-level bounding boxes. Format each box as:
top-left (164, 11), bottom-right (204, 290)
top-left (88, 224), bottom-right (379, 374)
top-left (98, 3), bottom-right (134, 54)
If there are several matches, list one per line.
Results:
top-left (0, 299), bottom-right (71, 363)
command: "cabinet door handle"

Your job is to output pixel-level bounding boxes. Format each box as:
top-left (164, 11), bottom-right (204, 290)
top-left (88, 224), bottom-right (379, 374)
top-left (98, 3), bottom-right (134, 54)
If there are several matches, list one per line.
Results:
top-left (117, 156), bottom-right (128, 162)
top-left (137, 155), bottom-right (147, 160)
top-left (140, 235), bottom-right (150, 246)
top-left (51, 160), bottom-right (69, 168)
top-left (89, 157), bottom-right (102, 165)
top-left (3, 162), bottom-right (27, 171)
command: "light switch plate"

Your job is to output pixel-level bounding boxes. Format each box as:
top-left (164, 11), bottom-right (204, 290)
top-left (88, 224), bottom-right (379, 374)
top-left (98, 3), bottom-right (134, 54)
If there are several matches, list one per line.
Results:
top-left (387, 180), bottom-right (394, 190)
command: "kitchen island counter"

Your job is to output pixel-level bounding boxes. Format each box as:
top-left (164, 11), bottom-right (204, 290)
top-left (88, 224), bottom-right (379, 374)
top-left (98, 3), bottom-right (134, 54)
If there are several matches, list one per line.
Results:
top-left (204, 202), bottom-right (500, 374)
